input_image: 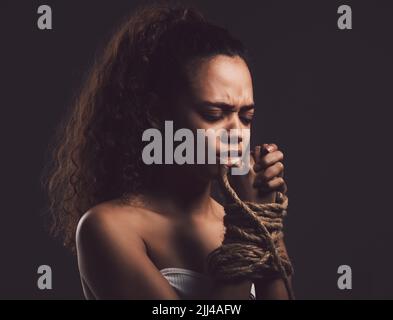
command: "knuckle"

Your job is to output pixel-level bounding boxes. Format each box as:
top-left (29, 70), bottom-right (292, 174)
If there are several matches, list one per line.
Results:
top-left (270, 143), bottom-right (278, 150)
top-left (277, 161), bottom-right (284, 171)
top-left (271, 177), bottom-right (284, 187)
top-left (277, 150), bottom-right (284, 160)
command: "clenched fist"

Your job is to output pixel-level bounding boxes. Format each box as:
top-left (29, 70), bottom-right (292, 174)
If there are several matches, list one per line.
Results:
top-left (226, 143), bottom-right (287, 204)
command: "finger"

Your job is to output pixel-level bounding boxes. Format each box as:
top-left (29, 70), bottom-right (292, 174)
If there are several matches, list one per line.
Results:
top-left (254, 145), bottom-right (262, 162)
top-left (254, 144), bottom-right (276, 172)
top-left (267, 177), bottom-right (285, 190)
top-left (256, 161), bottom-right (284, 182)
top-left (256, 177), bottom-right (285, 192)
top-left (260, 143), bottom-right (277, 157)
top-left (259, 150), bottom-right (284, 169)
top-left (265, 143), bottom-right (278, 153)
top-left (266, 144), bottom-right (283, 177)
top-left (252, 145), bottom-right (262, 172)
top-left (257, 182), bottom-right (287, 199)
top-left (278, 168), bottom-right (284, 178)
top-left (278, 181), bottom-right (288, 194)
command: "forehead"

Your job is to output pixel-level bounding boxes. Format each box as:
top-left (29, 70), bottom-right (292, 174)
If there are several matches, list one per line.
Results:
top-left (188, 55), bottom-right (254, 107)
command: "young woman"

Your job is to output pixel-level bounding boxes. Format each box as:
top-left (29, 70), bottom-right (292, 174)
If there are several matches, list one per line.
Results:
top-left (44, 3), bottom-right (292, 300)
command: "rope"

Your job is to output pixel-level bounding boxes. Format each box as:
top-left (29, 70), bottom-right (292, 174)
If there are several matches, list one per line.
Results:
top-left (206, 166), bottom-right (295, 300)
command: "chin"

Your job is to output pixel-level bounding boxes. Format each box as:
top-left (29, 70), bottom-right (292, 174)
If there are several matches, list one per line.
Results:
top-left (205, 163), bottom-right (223, 180)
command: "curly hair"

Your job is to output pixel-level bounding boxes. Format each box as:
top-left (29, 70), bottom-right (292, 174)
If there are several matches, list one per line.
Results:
top-left (42, 2), bottom-right (249, 252)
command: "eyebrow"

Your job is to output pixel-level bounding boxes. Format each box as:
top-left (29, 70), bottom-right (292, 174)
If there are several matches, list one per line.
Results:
top-left (198, 101), bottom-right (255, 111)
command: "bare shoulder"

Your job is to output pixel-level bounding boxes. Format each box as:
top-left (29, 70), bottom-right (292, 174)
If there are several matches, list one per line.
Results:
top-left (76, 197), bottom-right (145, 249)
top-left (75, 196), bottom-right (149, 282)
top-left (75, 195), bottom-right (179, 299)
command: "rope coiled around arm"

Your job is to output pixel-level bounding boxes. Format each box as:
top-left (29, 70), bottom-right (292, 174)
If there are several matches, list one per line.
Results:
top-left (206, 166), bottom-right (295, 299)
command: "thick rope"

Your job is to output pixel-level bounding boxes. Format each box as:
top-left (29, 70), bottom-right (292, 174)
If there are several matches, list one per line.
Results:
top-left (206, 166), bottom-right (295, 300)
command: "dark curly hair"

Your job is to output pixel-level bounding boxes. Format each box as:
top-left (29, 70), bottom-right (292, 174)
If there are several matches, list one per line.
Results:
top-left (42, 2), bottom-right (249, 252)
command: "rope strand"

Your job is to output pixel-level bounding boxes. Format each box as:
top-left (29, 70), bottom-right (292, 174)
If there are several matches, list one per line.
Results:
top-left (207, 166), bottom-right (295, 300)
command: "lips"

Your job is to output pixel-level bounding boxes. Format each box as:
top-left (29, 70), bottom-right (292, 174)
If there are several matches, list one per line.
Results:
top-left (216, 155), bottom-right (242, 167)
top-left (215, 145), bottom-right (243, 167)
top-left (216, 148), bottom-right (243, 157)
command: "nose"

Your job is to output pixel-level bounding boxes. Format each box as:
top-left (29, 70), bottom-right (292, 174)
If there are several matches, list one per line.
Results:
top-left (226, 114), bottom-right (243, 144)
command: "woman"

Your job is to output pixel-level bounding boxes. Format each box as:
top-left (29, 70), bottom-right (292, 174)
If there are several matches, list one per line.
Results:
top-left (44, 3), bottom-right (292, 300)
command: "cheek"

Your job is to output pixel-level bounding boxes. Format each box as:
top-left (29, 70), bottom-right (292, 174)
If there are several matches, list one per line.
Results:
top-left (173, 110), bottom-right (246, 162)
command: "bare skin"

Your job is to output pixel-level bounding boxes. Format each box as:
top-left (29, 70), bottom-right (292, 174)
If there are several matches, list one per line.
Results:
top-left (76, 55), bottom-right (293, 300)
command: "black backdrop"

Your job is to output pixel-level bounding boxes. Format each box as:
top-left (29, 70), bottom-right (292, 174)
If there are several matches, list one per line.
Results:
top-left (1, 0), bottom-right (392, 299)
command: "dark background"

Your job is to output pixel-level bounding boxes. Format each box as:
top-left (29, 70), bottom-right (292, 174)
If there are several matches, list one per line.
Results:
top-left (1, 0), bottom-right (392, 299)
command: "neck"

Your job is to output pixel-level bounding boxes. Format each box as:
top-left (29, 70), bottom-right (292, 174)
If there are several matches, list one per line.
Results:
top-left (143, 164), bottom-right (214, 218)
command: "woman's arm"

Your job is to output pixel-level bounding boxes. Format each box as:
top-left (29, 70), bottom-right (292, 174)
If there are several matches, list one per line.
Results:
top-left (254, 238), bottom-right (293, 300)
top-left (207, 281), bottom-right (255, 300)
top-left (227, 143), bottom-right (293, 300)
top-left (76, 208), bottom-right (180, 300)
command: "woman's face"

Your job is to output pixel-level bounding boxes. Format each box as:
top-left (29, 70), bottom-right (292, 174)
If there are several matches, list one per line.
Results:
top-left (170, 54), bottom-right (255, 179)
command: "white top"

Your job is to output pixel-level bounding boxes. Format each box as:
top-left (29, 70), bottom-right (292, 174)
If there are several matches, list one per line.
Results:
top-left (160, 267), bottom-right (256, 300)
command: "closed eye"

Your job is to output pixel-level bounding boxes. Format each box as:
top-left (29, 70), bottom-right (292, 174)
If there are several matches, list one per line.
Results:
top-left (240, 111), bottom-right (255, 124)
top-left (200, 109), bottom-right (225, 122)
top-left (198, 103), bottom-right (255, 124)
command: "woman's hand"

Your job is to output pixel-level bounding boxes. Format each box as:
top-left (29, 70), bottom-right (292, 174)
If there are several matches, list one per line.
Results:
top-left (226, 143), bottom-right (287, 204)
